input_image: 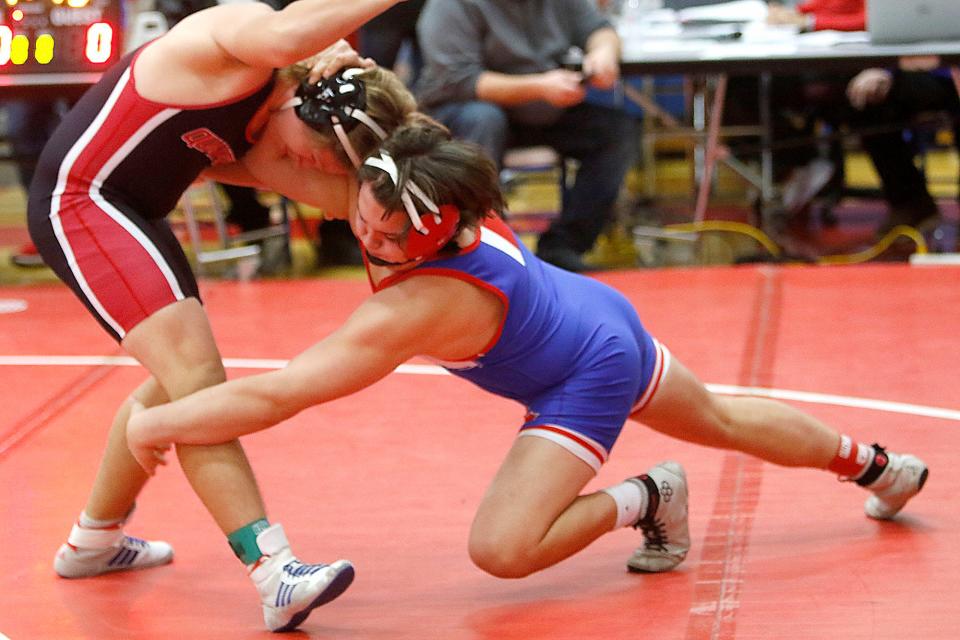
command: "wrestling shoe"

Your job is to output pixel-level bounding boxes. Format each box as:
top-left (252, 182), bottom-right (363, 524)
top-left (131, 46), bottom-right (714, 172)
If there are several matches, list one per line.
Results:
top-left (54, 522), bottom-right (173, 578)
top-left (249, 523), bottom-right (355, 633)
top-left (627, 461), bottom-right (690, 573)
top-left (856, 445), bottom-right (928, 520)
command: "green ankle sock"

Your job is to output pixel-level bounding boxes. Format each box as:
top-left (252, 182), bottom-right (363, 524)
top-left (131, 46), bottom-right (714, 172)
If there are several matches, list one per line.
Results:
top-left (227, 518), bottom-right (270, 565)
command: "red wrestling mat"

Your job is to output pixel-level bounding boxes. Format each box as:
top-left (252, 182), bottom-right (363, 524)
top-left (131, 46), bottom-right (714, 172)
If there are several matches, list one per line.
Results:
top-left (1, 264), bottom-right (958, 639)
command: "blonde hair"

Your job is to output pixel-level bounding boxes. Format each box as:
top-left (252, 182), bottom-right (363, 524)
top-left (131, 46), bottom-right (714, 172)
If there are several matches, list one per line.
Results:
top-left (279, 64), bottom-right (418, 170)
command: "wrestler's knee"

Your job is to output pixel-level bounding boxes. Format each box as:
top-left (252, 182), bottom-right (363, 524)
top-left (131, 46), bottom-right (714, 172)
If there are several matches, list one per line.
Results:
top-left (467, 524), bottom-right (538, 579)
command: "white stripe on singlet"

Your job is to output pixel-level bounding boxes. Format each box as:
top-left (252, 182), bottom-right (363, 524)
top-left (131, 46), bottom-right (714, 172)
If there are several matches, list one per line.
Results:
top-left (480, 226), bottom-right (526, 265)
top-left (48, 67), bottom-right (184, 339)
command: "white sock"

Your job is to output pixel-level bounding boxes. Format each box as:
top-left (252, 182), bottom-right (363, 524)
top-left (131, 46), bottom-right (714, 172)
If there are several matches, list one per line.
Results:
top-left (602, 480), bottom-right (649, 530)
top-left (79, 511), bottom-right (124, 529)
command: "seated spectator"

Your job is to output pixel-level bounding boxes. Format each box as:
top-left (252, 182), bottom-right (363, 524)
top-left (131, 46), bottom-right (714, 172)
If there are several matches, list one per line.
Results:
top-left (358, 0), bottom-right (426, 87)
top-left (759, 0), bottom-right (869, 217)
top-left (845, 67), bottom-right (960, 232)
top-left (7, 97), bottom-right (73, 267)
top-left (760, 0), bottom-right (952, 234)
top-left (415, 0), bottom-right (638, 272)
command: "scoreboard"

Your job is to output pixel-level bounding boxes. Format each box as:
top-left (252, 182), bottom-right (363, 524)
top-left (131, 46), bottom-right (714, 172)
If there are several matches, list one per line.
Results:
top-left (1, 0), bottom-right (122, 86)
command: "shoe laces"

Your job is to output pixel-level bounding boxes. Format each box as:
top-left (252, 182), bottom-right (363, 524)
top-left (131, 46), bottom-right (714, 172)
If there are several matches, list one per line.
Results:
top-left (634, 517), bottom-right (669, 553)
top-left (123, 536), bottom-right (149, 549)
top-left (281, 559), bottom-right (328, 580)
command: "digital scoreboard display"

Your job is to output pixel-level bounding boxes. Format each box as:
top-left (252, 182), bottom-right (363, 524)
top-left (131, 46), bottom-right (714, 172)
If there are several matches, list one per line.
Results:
top-left (1, 0), bottom-right (121, 85)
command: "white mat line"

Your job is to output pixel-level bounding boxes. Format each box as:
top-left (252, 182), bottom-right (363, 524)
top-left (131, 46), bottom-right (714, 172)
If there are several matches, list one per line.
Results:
top-left (2, 355), bottom-right (958, 422)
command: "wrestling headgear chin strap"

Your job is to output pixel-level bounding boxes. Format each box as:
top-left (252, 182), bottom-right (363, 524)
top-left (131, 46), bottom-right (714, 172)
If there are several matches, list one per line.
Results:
top-left (279, 67), bottom-right (388, 167)
top-left (363, 150), bottom-right (461, 262)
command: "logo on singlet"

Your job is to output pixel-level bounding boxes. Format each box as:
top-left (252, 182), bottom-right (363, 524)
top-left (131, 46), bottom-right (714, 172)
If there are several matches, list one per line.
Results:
top-left (181, 128), bottom-right (237, 165)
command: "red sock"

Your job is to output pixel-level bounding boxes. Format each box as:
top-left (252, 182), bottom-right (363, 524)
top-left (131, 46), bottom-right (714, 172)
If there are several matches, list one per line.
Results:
top-left (827, 435), bottom-right (874, 479)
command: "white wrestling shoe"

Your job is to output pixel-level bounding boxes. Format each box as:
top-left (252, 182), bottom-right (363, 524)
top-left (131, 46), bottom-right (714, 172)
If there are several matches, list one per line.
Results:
top-left (857, 446), bottom-right (929, 520)
top-left (250, 524), bottom-right (355, 633)
top-left (54, 522), bottom-right (173, 578)
top-left (626, 461), bottom-right (690, 573)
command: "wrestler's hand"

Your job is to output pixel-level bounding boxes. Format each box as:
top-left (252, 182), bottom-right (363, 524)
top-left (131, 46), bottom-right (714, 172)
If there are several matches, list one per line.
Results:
top-left (127, 402), bottom-right (171, 476)
top-left (308, 39), bottom-right (376, 83)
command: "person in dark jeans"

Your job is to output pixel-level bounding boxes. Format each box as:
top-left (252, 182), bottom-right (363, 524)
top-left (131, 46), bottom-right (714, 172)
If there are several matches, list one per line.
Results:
top-left (416, 0), bottom-right (637, 272)
top-left (845, 68), bottom-right (960, 233)
top-left (7, 97), bottom-right (72, 266)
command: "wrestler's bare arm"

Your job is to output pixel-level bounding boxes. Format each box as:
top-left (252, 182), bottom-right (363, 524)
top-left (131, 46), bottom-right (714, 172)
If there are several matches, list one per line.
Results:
top-left (205, 151), bottom-right (352, 213)
top-left (200, 162), bottom-right (265, 188)
top-left (134, 0), bottom-right (399, 103)
top-left (239, 145), bottom-right (353, 213)
top-left (126, 275), bottom-right (502, 472)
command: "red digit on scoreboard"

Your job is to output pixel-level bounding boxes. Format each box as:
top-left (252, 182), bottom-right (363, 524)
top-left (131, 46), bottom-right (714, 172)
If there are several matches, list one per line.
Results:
top-left (0, 25), bottom-right (11, 66)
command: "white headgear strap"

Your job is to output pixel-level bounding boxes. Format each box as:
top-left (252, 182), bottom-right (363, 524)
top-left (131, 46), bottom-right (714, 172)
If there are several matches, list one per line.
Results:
top-left (363, 151), bottom-right (439, 235)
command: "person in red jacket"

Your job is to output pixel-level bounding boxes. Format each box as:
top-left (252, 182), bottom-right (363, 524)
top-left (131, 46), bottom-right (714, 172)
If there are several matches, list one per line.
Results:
top-left (767, 0), bottom-right (865, 32)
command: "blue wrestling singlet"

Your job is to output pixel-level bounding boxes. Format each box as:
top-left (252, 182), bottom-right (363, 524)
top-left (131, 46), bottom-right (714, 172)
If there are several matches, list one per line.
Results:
top-left (370, 216), bottom-right (669, 471)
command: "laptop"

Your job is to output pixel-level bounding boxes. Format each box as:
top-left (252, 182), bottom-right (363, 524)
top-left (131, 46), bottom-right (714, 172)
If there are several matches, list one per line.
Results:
top-left (868, 0), bottom-right (960, 44)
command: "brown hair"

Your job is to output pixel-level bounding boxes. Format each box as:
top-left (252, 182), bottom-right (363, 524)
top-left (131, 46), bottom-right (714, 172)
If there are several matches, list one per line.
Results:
top-left (356, 124), bottom-right (506, 251)
top-left (279, 64), bottom-right (418, 170)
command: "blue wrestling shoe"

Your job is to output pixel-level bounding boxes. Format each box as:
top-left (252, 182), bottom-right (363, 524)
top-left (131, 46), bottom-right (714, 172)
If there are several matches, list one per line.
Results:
top-left (250, 524), bottom-right (355, 632)
top-left (626, 461), bottom-right (690, 573)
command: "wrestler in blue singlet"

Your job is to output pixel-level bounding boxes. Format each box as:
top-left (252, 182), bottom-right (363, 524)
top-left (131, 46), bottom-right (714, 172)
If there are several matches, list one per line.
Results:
top-left (370, 216), bottom-right (668, 471)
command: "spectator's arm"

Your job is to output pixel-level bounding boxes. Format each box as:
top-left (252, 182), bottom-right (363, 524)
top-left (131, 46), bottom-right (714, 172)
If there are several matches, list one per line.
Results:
top-left (416, 0), bottom-right (488, 106)
top-left (476, 69), bottom-right (585, 108)
top-left (582, 26), bottom-right (620, 90)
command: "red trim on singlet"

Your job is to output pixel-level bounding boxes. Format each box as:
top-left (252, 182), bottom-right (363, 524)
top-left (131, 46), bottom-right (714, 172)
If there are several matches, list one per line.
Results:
top-left (631, 342), bottom-right (666, 414)
top-left (55, 69), bottom-right (185, 332)
top-left (522, 424), bottom-right (607, 466)
top-left (362, 214), bottom-right (513, 359)
top-left (57, 194), bottom-right (161, 328)
top-left (367, 213), bottom-right (503, 291)
top-left (385, 267), bottom-right (509, 361)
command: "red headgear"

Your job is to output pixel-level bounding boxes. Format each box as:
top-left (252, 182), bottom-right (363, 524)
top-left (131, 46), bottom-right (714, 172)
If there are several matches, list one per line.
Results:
top-left (363, 151), bottom-right (461, 262)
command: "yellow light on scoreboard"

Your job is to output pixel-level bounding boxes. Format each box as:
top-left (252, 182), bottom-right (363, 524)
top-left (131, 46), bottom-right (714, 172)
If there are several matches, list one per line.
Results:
top-left (10, 33), bottom-right (28, 64)
top-left (35, 32), bottom-right (54, 64)
top-left (1, 0), bottom-right (120, 72)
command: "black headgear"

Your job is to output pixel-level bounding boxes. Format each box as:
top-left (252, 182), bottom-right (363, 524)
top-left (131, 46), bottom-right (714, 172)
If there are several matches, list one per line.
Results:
top-left (280, 67), bottom-right (388, 167)
top-left (293, 68), bottom-right (368, 133)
